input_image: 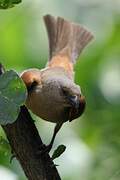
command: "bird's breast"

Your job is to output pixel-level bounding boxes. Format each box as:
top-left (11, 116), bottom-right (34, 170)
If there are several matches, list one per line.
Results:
top-left (26, 84), bottom-right (68, 123)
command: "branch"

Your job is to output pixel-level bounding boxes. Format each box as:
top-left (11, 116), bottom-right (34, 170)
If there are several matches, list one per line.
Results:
top-left (0, 64), bottom-right (61, 180)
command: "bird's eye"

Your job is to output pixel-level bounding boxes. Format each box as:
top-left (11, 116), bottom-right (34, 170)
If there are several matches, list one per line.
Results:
top-left (67, 95), bottom-right (78, 106)
top-left (27, 81), bottom-right (38, 92)
top-left (70, 95), bottom-right (77, 100)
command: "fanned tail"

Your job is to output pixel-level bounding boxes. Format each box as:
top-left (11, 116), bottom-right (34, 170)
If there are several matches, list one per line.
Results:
top-left (44, 14), bottom-right (94, 63)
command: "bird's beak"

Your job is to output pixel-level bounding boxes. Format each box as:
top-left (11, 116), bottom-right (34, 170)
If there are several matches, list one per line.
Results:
top-left (67, 95), bottom-right (79, 109)
top-left (68, 95), bottom-right (86, 122)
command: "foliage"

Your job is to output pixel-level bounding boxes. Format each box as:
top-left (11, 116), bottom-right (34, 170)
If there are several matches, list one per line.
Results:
top-left (0, 136), bottom-right (10, 155)
top-left (0, 0), bottom-right (21, 9)
top-left (52, 145), bottom-right (66, 160)
top-left (0, 70), bottom-right (27, 125)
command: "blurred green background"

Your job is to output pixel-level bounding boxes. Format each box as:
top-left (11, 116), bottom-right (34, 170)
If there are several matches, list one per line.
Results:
top-left (0, 0), bottom-right (120, 180)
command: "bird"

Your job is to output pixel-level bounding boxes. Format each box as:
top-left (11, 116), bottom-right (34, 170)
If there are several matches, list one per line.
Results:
top-left (21, 14), bottom-right (94, 152)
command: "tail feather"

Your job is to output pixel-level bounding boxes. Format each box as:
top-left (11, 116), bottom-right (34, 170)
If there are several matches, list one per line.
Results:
top-left (44, 15), bottom-right (57, 58)
top-left (44, 14), bottom-right (94, 63)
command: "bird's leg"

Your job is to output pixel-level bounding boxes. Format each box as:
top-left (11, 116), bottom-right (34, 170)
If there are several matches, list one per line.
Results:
top-left (37, 122), bottom-right (63, 155)
top-left (46, 122), bottom-right (63, 152)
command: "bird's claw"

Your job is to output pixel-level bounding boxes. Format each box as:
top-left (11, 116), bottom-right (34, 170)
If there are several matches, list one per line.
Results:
top-left (43, 143), bottom-right (52, 153)
top-left (36, 143), bottom-right (52, 156)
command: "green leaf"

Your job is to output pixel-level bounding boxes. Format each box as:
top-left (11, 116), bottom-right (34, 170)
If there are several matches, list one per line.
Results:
top-left (0, 136), bottom-right (10, 156)
top-left (12, 0), bottom-right (22, 4)
top-left (52, 144), bottom-right (66, 160)
top-left (0, 70), bottom-right (27, 125)
top-left (0, 0), bottom-right (22, 9)
top-left (0, 136), bottom-right (10, 150)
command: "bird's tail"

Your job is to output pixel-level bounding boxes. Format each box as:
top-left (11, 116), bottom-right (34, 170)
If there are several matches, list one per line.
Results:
top-left (44, 14), bottom-right (94, 64)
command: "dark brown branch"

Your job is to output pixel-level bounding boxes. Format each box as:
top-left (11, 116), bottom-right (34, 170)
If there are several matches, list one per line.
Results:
top-left (0, 64), bottom-right (61, 180)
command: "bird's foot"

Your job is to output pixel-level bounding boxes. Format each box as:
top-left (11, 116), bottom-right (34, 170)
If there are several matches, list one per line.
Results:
top-left (36, 143), bottom-right (53, 156)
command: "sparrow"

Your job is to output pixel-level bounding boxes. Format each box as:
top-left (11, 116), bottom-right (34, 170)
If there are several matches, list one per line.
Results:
top-left (21, 14), bottom-right (94, 152)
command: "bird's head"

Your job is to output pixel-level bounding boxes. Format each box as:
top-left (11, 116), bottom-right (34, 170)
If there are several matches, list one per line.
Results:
top-left (60, 79), bottom-right (86, 122)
